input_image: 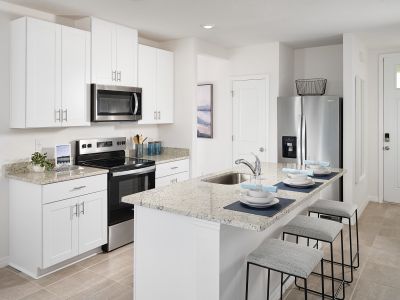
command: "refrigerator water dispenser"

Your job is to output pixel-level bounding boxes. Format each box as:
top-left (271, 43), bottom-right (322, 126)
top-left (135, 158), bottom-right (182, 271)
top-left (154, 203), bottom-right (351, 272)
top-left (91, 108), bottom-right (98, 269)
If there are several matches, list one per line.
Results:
top-left (282, 136), bottom-right (297, 158)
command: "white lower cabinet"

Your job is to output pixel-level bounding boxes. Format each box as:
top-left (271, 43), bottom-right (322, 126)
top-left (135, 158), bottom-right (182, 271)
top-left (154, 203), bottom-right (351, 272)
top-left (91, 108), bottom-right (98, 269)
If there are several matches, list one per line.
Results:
top-left (9, 174), bottom-right (107, 278)
top-left (156, 172), bottom-right (189, 188)
top-left (155, 159), bottom-right (190, 188)
top-left (42, 191), bottom-right (107, 268)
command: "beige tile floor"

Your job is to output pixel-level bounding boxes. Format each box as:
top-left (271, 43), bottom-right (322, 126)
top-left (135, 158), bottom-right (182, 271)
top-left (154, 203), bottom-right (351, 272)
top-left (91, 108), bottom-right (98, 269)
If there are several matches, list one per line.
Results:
top-left (0, 201), bottom-right (399, 300)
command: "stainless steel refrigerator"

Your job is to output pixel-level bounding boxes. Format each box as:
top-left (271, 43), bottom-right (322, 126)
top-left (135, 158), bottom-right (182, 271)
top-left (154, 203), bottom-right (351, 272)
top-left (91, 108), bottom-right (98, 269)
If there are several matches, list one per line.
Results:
top-left (277, 96), bottom-right (343, 202)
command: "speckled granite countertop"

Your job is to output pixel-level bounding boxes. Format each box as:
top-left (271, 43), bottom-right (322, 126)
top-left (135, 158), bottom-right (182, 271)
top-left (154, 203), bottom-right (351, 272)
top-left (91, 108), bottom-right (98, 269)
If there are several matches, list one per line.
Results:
top-left (123, 162), bottom-right (345, 231)
top-left (6, 162), bottom-right (108, 185)
top-left (129, 147), bottom-right (189, 164)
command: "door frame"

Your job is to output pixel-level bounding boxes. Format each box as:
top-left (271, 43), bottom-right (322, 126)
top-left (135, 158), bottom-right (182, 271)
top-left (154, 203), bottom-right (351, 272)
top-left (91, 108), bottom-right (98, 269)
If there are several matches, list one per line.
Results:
top-left (230, 74), bottom-right (270, 165)
top-left (378, 53), bottom-right (400, 203)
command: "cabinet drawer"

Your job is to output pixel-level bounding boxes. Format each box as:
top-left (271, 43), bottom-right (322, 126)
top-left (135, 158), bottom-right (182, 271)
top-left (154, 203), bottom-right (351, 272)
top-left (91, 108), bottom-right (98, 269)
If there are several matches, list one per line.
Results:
top-left (156, 159), bottom-right (189, 178)
top-left (42, 174), bottom-right (107, 204)
top-left (156, 172), bottom-right (189, 188)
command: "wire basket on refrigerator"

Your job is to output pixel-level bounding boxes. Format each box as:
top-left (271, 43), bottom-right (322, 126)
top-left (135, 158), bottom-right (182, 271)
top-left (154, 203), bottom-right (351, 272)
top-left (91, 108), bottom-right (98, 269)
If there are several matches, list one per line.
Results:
top-left (295, 78), bottom-right (327, 96)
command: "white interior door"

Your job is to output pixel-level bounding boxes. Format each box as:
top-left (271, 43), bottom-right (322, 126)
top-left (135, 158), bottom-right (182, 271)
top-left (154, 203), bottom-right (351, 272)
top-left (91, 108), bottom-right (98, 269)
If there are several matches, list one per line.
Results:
top-left (232, 78), bottom-right (268, 163)
top-left (384, 54), bottom-right (400, 203)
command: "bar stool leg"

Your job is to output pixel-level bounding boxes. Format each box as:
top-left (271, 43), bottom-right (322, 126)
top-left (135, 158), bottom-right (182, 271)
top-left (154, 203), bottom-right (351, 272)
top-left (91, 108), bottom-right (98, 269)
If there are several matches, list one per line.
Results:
top-left (245, 262), bottom-right (249, 300)
top-left (340, 230), bottom-right (345, 299)
top-left (267, 268), bottom-right (270, 300)
top-left (348, 216), bottom-right (354, 283)
top-left (355, 210), bottom-right (360, 268)
top-left (321, 259), bottom-right (325, 299)
top-left (280, 273), bottom-right (284, 300)
top-left (304, 278), bottom-right (308, 300)
top-left (330, 242), bottom-right (335, 299)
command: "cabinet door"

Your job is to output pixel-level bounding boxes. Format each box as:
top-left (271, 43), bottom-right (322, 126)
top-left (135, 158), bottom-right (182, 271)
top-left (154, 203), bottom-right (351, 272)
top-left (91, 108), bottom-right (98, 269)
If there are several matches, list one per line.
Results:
top-left (78, 191), bottom-right (107, 254)
top-left (156, 49), bottom-right (174, 123)
top-left (43, 198), bottom-right (78, 268)
top-left (138, 45), bottom-right (157, 124)
top-left (26, 18), bottom-right (61, 128)
top-left (115, 25), bottom-right (138, 86)
top-left (61, 26), bottom-right (90, 127)
top-left (155, 172), bottom-right (189, 188)
top-left (91, 18), bottom-right (115, 85)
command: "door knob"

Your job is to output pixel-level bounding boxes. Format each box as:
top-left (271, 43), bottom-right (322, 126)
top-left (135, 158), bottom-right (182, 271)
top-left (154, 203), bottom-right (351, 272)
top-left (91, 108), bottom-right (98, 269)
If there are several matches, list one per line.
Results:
top-left (384, 146), bottom-right (390, 150)
top-left (259, 147), bottom-right (265, 152)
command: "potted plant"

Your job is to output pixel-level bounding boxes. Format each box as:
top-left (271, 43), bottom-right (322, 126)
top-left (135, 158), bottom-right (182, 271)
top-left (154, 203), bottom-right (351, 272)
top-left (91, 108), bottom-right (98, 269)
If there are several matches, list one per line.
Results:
top-left (30, 152), bottom-right (54, 172)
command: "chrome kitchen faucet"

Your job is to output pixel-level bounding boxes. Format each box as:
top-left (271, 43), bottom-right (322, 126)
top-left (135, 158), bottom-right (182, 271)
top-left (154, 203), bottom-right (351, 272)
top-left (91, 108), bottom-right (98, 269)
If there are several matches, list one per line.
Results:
top-left (235, 153), bottom-right (261, 177)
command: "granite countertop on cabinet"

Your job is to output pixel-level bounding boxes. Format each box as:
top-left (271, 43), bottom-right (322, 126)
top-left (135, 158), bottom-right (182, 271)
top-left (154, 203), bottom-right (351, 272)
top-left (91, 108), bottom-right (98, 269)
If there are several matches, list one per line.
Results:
top-left (5, 161), bottom-right (108, 185)
top-left (129, 147), bottom-right (190, 164)
top-left (123, 162), bottom-right (345, 232)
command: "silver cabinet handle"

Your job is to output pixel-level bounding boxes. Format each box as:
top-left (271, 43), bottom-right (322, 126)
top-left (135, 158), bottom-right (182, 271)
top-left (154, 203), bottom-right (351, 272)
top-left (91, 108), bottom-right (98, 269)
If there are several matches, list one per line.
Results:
top-left (80, 202), bottom-right (85, 215)
top-left (259, 147), bottom-right (265, 152)
top-left (112, 70), bottom-right (116, 81)
top-left (158, 111), bottom-right (161, 120)
top-left (71, 185), bottom-right (86, 191)
top-left (62, 109), bottom-right (68, 122)
top-left (55, 109), bottom-right (61, 122)
top-left (117, 71), bottom-right (121, 82)
top-left (71, 204), bottom-right (78, 219)
top-left (384, 146), bottom-right (390, 150)
top-left (171, 166), bottom-right (178, 170)
top-left (170, 178), bottom-right (178, 184)
top-left (154, 111), bottom-right (157, 120)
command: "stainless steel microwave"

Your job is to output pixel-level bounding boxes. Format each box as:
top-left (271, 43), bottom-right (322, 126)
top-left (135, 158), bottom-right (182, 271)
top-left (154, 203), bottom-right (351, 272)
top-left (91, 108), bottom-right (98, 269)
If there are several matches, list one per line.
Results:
top-left (91, 84), bottom-right (142, 122)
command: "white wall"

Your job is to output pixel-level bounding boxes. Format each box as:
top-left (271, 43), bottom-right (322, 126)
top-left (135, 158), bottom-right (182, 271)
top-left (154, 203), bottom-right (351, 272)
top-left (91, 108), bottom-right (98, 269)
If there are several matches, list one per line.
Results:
top-left (279, 43), bottom-right (295, 97)
top-left (294, 44), bottom-right (343, 96)
top-left (342, 33), bottom-right (369, 210)
top-left (0, 12), bottom-right (159, 265)
top-left (195, 55), bottom-right (231, 176)
top-left (229, 42), bottom-right (280, 163)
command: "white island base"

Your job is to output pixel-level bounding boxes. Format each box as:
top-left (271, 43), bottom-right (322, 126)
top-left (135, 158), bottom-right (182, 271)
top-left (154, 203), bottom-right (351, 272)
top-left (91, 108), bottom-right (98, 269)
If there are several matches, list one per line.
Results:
top-left (134, 194), bottom-right (320, 300)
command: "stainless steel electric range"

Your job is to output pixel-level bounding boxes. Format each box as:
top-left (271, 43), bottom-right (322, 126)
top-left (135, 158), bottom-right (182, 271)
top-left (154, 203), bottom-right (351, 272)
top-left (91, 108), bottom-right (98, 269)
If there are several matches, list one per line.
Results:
top-left (75, 137), bottom-right (155, 252)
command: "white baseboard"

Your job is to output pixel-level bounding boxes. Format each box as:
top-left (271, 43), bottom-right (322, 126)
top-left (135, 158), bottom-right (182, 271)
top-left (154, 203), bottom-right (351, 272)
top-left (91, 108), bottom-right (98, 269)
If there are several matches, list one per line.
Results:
top-left (0, 256), bottom-right (9, 268)
top-left (368, 195), bottom-right (379, 203)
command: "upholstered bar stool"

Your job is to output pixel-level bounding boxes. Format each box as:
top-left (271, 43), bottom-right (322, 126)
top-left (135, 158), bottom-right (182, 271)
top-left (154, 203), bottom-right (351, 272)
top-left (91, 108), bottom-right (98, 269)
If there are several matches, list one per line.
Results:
top-left (245, 239), bottom-right (324, 300)
top-left (308, 199), bottom-right (359, 283)
top-left (282, 215), bottom-right (345, 300)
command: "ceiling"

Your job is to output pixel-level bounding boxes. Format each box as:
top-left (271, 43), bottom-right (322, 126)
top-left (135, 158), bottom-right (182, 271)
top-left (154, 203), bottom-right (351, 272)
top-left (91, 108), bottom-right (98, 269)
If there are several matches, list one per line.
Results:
top-left (3, 0), bottom-right (400, 48)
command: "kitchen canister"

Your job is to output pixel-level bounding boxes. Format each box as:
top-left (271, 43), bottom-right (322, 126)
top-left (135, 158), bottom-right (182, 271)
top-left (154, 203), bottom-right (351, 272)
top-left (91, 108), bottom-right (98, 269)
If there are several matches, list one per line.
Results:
top-left (147, 142), bottom-right (155, 156)
top-left (135, 144), bottom-right (144, 158)
top-left (154, 141), bottom-right (162, 155)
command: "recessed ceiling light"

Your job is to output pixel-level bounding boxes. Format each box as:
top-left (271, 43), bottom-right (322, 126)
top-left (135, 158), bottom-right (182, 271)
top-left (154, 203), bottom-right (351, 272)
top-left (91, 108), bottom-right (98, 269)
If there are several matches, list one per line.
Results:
top-left (201, 24), bottom-right (215, 30)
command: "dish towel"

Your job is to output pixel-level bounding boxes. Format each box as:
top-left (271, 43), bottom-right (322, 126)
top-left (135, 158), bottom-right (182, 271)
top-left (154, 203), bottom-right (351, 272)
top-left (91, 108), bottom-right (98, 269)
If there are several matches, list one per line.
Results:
top-left (282, 168), bottom-right (314, 176)
top-left (304, 160), bottom-right (330, 167)
top-left (240, 183), bottom-right (278, 193)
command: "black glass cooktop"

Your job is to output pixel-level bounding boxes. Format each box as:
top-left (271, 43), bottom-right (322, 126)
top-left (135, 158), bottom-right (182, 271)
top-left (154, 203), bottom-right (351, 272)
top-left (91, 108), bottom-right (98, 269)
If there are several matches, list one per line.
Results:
top-left (81, 157), bottom-right (155, 171)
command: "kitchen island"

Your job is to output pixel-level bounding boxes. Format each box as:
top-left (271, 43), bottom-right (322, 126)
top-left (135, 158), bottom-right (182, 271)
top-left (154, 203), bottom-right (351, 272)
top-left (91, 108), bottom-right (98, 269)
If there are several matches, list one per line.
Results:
top-left (123, 163), bottom-right (345, 300)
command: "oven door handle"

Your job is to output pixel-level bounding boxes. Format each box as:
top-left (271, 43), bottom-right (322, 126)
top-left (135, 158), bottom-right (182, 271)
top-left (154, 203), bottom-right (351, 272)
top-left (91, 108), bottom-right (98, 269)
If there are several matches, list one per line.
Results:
top-left (133, 93), bottom-right (139, 115)
top-left (112, 166), bottom-right (156, 177)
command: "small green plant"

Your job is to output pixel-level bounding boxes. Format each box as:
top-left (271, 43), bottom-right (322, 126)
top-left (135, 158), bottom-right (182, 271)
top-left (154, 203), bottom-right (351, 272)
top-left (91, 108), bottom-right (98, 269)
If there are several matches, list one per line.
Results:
top-left (31, 152), bottom-right (54, 171)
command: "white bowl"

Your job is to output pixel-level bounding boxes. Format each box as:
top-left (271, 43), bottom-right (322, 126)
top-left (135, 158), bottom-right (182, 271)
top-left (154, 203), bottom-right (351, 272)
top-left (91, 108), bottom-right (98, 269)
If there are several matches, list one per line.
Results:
top-left (248, 190), bottom-right (272, 198)
top-left (245, 193), bottom-right (276, 205)
top-left (306, 164), bottom-right (321, 170)
top-left (287, 173), bottom-right (308, 182)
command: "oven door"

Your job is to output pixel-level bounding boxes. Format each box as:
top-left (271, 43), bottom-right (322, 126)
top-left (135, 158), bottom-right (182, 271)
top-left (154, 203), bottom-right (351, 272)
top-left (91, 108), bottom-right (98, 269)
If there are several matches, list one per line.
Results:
top-left (108, 166), bottom-right (155, 226)
top-left (92, 84), bottom-right (142, 122)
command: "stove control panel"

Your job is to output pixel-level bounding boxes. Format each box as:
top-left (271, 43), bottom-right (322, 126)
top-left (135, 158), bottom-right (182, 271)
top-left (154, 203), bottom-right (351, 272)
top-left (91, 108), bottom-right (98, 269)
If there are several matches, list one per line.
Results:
top-left (76, 137), bottom-right (126, 155)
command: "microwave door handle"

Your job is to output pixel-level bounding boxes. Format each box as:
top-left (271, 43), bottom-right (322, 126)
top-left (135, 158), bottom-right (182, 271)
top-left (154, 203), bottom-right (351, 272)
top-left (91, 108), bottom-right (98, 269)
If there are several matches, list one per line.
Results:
top-left (133, 93), bottom-right (139, 115)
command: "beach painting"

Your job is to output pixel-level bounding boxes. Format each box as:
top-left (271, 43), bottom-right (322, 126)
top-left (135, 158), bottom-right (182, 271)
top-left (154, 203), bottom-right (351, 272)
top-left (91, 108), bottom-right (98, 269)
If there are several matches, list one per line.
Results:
top-left (197, 84), bottom-right (213, 138)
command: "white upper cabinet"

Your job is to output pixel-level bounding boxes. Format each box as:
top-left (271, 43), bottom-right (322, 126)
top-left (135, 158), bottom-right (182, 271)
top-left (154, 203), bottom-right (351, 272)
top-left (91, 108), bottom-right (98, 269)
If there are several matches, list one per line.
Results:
top-left (10, 17), bottom-right (90, 128)
top-left (61, 26), bottom-right (91, 127)
top-left (91, 17), bottom-right (114, 86)
top-left (90, 17), bottom-right (138, 86)
top-left (138, 44), bottom-right (174, 124)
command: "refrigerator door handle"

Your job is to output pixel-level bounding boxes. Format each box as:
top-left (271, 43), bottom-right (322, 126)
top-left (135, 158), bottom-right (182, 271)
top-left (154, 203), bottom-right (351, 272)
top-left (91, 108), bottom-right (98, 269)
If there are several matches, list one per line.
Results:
top-left (296, 114), bottom-right (302, 165)
top-left (301, 115), bottom-right (307, 164)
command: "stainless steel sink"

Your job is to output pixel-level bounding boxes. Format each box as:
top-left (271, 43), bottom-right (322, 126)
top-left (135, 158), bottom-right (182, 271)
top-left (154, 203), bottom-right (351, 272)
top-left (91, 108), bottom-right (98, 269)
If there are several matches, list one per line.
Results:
top-left (202, 172), bottom-right (250, 185)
